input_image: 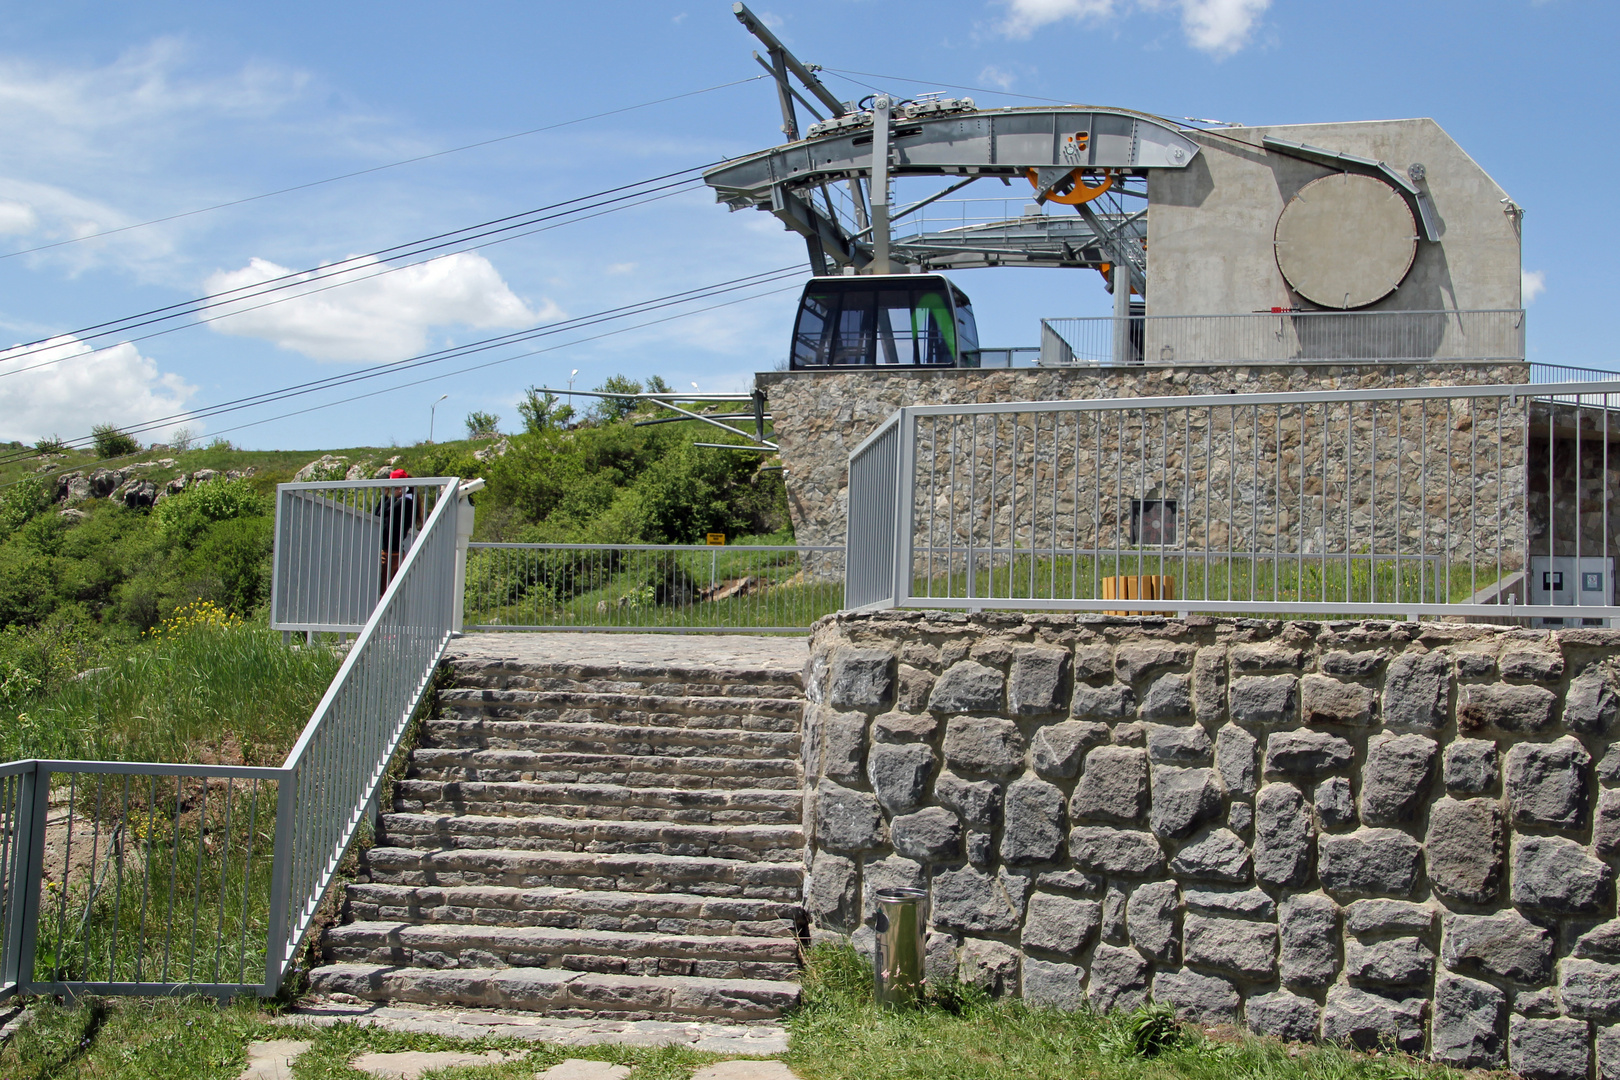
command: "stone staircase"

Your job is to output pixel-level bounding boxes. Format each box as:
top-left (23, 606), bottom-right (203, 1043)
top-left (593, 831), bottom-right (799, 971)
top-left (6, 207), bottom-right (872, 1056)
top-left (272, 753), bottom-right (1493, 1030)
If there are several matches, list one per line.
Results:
top-left (309, 634), bottom-right (809, 1022)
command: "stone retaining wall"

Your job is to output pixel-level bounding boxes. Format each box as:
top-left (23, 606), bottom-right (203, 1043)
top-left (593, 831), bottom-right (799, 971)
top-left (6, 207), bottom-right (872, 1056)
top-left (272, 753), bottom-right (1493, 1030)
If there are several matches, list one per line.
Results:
top-left (802, 610), bottom-right (1620, 1077)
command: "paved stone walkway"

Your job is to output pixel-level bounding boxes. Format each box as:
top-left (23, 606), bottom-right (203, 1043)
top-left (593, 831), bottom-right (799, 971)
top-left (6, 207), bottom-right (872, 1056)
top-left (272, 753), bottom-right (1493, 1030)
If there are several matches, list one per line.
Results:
top-left (445, 632), bottom-right (809, 675)
top-left (279, 999), bottom-right (791, 1054)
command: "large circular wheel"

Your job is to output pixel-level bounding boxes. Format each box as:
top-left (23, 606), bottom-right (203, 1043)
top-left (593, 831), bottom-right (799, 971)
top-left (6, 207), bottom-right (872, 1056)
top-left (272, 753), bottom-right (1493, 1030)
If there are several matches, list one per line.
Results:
top-left (1273, 173), bottom-right (1418, 309)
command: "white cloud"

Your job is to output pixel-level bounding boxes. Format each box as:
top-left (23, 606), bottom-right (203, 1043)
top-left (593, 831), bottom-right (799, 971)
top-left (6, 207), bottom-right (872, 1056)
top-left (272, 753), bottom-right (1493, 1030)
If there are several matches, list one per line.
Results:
top-left (0, 335), bottom-right (197, 444)
top-left (1523, 269), bottom-right (1546, 304)
top-left (202, 252), bottom-right (556, 363)
top-left (0, 200), bottom-right (35, 234)
top-left (999, 0), bottom-right (1269, 54)
top-left (978, 65), bottom-right (1019, 90)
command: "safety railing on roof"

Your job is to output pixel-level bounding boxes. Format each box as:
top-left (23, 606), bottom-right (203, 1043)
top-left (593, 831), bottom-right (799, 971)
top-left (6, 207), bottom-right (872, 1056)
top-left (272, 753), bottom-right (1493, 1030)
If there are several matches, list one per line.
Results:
top-left (845, 382), bottom-right (1620, 622)
top-left (1039, 309), bottom-right (1526, 366)
top-left (0, 477), bottom-right (462, 1000)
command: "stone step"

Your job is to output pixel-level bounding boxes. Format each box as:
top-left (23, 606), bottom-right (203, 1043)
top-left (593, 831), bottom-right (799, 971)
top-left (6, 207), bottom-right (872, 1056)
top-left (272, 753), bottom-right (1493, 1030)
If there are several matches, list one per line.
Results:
top-left (423, 717), bottom-right (800, 759)
top-left (322, 921), bottom-right (800, 981)
top-left (341, 884), bottom-right (800, 938)
top-left (405, 748), bottom-right (800, 790)
top-left (360, 847), bottom-right (804, 901)
top-left (376, 813), bottom-right (804, 862)
top-left (310, 962), bottom-right (799, 1021)
top-left (445, 661), bottom-right (802, 699)
top-left (392, 781), bottom-right (802, 824)
top-left (437, 689), bottom-right (804, 734)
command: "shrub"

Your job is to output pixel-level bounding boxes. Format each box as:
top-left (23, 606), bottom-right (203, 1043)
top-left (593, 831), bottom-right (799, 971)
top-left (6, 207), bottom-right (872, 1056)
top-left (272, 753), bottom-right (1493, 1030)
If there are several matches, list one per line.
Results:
top-left (34, 434), bottom-right (67, 454)
top-left (465, 410), bottom-right (501, 439)
top-left (170, 426), bottom-right (196, 452)
top-left (0, 476), bottom-right (51, 536)
top-left (90, 424), bottom-right (140, 458)
top-left (153, 478), bottom-right (267, 546)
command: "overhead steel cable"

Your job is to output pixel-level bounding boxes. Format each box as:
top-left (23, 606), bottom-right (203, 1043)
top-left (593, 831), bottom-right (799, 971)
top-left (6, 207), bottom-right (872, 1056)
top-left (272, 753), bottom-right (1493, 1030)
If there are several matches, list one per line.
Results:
top-left (0, 179), bottom-right (704, 381)
top-left (0, 73), bottom-right (768, 262)
top-left (0, 265), bottom-right (804, 467)
top-left (0, 167), bottom-right (711, 370)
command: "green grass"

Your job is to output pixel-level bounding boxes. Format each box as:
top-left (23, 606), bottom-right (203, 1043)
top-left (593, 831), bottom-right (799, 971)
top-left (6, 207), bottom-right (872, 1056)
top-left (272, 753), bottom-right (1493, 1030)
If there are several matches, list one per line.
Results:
top-left (1, 621), bottom-right (341, 764)
top-left (785, 943), bottom-right (1477, 1080)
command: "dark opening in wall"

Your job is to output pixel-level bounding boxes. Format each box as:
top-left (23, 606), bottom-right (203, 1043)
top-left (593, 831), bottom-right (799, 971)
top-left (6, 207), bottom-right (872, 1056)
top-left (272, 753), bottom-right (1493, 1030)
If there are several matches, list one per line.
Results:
top-left (1131, 499), bottom-right (1178, 545)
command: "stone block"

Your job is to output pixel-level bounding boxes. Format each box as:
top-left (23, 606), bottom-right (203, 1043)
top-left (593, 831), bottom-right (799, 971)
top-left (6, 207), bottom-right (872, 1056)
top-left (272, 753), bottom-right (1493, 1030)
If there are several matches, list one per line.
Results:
top-left (1101, 882), bottom-right (1127, 944)
top-left (1567, 666), bottom-right (1620, 734)
top-left (1148, 723), bottom-right (1214, 764)
top-left (1580, 920), bottom-right (1620, 961)
top-left (1194, 646), bottom-right (1228, 724)
top-left (1320, 986), bottom-right (1425, 1052)
top-left (1020, 892), bottom-right (1100, 955)
top-left (1382, 651), bottom-right (1449, 729)
top-left (1505, 735), bottom-right (1591, 830)
top-left (929, 660), bottom-right (1004, 714)
top-left (816, 780), bottom-right (884, 853)
top-left (1562, 958), bottom-right (1620, 1021)
top-left (1301, 674), bottom-right (1376, 727)
top-left (1518, 990), bottom-right (1560, 1018)
top-left (1279, 894), bottom-right (1340, 989)
top-left (1140, 673), bottom-right (1193, 721)
top-left (1127, 880), bottom-right (1180, 963)
top-left (1499, 647), bottom-right (1564, 682)
top-left (1151, 969), bottom-right (1240, 1025)
top-left (1512, 835), bottom-right (1614, 915)
top-left (1184, 886), bottom-right (1274, 918)
top-left (1254, 782), bottom-right (1313, 886)
top-left (1358, 733), bottom-right (1436, 825)
top-left (874, 711), bottom-right (938, 743)
top-left (1314, 777), bottom-right (1356, 830)
top-left (966, 829), bottom-right (993, 866)
top-left (1459, 682), bottom-right (1557, 732)
top-left (861, 855), bottom-right (925, 925)
top-left (1601, 1023), bottom-right (1620, 1080)
top-left (1228, 801), bottom-right (1253, 836)
top-left (1113, 722), bottom-right (1146, 746)
top-left (895, 664), bottom-right (935, 714)
top-left (1599, 790), bottom-right (1620, 858)
top-left (1246, 990), bottom-right (1320, 1043)
top-left (1441, 911), bottom-right (1554, 983)
top-left (1426, 797), bottom-right (1504, 904)
top-left (807, 852), bottom-right (859, 930)
top-left (1071, 683), bottom-right (1137, 720)
top-left (821, 709), bottom-right (867, 782)
top-left (1001, 777), bottom-right (1066, 866)
top-left (1455, 651), bottom-right (1496, 678)
top-left (867, 742), bottom-right (935, 814)
top-left (925, 929), bottom-right (959, 985)
top-left (1604, 744), bottom-right (1620, 784)
top-left (957, 938), bottom-right (1020, 996)
top-left (1508, 1016), bottom-right (1590, 1080)
top-left (1037, 869), bottom-right (1104, 896)
top-left (1087, 943), bottom-right (1149, 1015)
top-left (942, 717), bottom-right (1026, 777)
top-left (1345, 899), bottom-right (1433, 936)
top-left (1229, 675), bottom-right (1297, 726)
top-left (1264, 729), bottom-right (1353, 776)
top-left (1215, 723), bottom-right (1258, 796)
top-left (1020, 956), bottom-right (1084, 1010)
top-left (1070, 745), bottom-right (1149, 823)
top-left (1443, 737), bottom-right (1498, 794)
top-left (1008, 646), bottom-right (1069, 715)
top-left (1167, 827), bottom-right (1251, 883)
top-left (1345, 937), bottom-right (1433, 987)
top-left (931, 865), bottom-right (1021, 934)
top-left (1073, 644), bottom-right (1113, 683)
top-left (889, 807), bottom-right (961, 864)
top-left (1318, 828), bottom-right (1421, 897)
top-left (1150, 766), bottom-right (1222, 840)
top-left (829, 648), bottom-right (894, 710)
top-left (1431, 973), bottom-right (1506, 1069)
top-left (1320, 649), bottom-right (1387, 678)
top-left (1183, 914), bottom-right (1277, 978)
top-left (1068, 827), bottom-right (1165, 877)
top-left (934, 772), bottom-right (1002, 827)
top-left (1230, 643), bottom-right (1304, 671)
top-left (1114, 642), bottom-right (1193, 684)
top-left (1031, 721), bottom-right (1107, 781)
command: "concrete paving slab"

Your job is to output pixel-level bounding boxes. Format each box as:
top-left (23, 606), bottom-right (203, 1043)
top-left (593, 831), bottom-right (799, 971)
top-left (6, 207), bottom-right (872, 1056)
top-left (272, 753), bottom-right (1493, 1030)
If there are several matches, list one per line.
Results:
top-left (238, 1040), bottom-right (310, 1080)
top-left (691, 1061), bottom-right (801, 1080)
top-left (538, 1061), bottom-right (632, 1080)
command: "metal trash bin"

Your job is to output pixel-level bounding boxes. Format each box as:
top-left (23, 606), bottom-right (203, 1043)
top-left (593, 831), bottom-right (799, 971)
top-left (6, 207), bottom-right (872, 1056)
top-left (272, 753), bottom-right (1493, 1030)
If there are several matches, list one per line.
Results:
top-left (873, 886), bottom-right (927, 1007)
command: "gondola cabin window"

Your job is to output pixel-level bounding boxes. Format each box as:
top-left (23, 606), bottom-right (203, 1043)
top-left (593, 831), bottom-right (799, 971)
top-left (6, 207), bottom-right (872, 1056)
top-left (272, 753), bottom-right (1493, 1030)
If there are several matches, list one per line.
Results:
top-left (790, 274), bottom-right (980, 369)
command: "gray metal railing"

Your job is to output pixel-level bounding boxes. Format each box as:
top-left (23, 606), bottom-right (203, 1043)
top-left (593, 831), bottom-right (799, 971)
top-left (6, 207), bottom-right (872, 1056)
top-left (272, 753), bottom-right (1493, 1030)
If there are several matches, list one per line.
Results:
top-left (1039, 309), bottom-right (1526, 366)
top-left (847, 382), bottom-right (1620, 620)
top-left (465, 543), bottom-right (843, 632)
top-left (0, 477), bottom-right (461, 1001)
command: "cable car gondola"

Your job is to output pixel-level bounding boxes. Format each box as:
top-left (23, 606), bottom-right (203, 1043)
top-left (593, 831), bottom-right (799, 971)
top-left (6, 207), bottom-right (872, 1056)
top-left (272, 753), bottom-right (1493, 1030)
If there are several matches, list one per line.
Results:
top-left (789, 274), bottom-right (980, 370)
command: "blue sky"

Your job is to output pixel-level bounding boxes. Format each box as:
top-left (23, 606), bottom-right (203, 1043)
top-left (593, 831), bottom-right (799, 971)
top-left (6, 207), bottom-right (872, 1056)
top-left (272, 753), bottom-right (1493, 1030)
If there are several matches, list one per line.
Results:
top-left (0, 0), bottom-right (1608, 449)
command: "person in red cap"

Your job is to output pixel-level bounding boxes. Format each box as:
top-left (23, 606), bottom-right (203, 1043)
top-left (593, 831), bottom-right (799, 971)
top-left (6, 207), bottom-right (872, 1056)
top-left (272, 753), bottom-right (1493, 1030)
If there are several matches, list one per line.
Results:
top-left (376, 469), bottom-right (419, 594)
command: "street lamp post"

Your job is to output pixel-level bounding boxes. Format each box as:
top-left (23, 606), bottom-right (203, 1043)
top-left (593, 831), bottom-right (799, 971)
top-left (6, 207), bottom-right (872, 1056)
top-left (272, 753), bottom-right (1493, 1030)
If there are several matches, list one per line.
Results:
top-left (429, 393), bottom-right (449, 443)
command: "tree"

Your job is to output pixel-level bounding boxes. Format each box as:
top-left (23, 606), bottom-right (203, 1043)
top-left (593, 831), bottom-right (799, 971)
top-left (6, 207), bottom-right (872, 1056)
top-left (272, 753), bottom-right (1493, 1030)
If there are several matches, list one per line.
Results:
top-left (644, 374), bottom-right (672, 396)
top-left (465, 411), bottom-right (501, 439)
top-left (517, 387), bottom-right (573, 434)
top-left (91, 424), bottom-right (140, 459)
top-left (591, 375), bottom-right (643, 423)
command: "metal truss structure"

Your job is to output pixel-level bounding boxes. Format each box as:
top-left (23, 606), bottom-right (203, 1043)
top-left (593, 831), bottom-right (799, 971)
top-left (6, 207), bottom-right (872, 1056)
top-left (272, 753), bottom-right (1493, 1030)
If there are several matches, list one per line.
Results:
top-left (706, 4), bottom-right (1205, 298)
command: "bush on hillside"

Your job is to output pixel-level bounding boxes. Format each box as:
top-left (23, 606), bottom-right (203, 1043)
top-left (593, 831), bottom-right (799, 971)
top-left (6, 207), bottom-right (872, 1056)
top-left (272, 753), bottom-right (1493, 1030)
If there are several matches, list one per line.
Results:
top-left (91, 424), bottom-right (141, 459)
top-left (0, 476), bottom-right (50, 537)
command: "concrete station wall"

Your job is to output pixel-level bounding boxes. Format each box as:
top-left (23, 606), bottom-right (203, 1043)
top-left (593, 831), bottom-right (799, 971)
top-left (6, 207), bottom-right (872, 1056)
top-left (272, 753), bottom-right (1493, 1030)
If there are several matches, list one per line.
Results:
top-left (802, 610), bottom-right (1620, 1075)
